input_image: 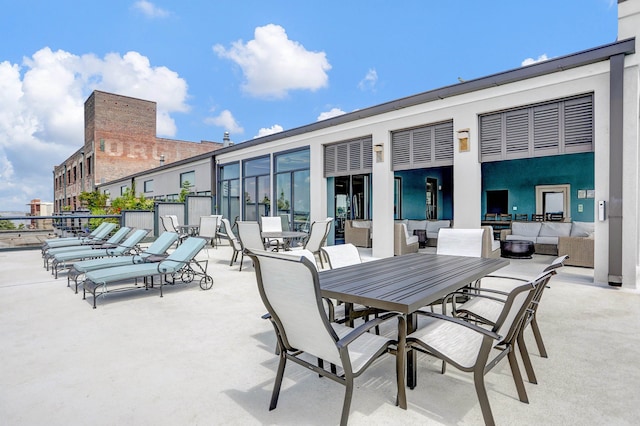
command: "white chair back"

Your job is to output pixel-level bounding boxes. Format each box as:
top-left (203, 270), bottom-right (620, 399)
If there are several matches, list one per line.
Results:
top-left (237, 221), bottom-right (266, 251)
top-left (198, 216), bottom-right (218, 239)
top-left (161, 215), bottom-right (179, 233)
top-left (304, 217), bottom-right (333, 252)
top-left (261, 216), bottom-right (282, 233)
top-left (436, 229), bottom-right (484, 257)
top-left (321, 243), bottom-right (362, 269)
top-left (250, 250), bottom-right (342, 366)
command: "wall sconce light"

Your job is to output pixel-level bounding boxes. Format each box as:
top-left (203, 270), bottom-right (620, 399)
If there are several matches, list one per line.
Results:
top-left (457, 129), bottom-right (470, 152)
top-left (373, 144), bottom-right (384, 162)
top-left (160, 154), bottom-right (165, 165)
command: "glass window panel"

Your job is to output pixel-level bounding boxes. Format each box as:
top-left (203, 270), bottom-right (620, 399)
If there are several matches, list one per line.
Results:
top-left (275, 149), bottom-right (310, 172)
top-left (220, 163), bottom-right (239, 180)
top-left (180, 171), bottom-right (195, 187)
top-left (292, 170), bottom-right (310, 231)
top-left (243, 156), bottom-right (270, 177)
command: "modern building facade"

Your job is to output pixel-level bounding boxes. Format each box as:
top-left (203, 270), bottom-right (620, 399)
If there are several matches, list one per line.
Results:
top-left (52, 91), bottom-right (222, 211)
top-left (97, 1), bottom-right (640, 289)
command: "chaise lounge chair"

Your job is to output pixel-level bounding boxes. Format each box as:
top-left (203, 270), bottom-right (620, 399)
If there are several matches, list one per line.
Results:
top-left (82, 236), bottom-right (212, 308)
top-left (67, 232), bottom-right (179, 293)
top-left (50, 229), bottom-right (150, 279)
top-left (43, 226), bottom-right (131, 270)
top-left (41, 222), bottom-right (117, 255)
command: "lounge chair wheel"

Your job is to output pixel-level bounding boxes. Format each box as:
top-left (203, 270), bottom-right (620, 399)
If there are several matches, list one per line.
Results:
top-left (181, 269), bottom-right (195, 283)
top-left (199, 275), bottom-right (214, 290)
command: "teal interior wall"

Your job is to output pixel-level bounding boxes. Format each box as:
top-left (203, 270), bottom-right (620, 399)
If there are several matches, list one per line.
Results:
top-left (394, 167), bottom-right (453, 219)
top-left (481, 153), bottom-right (595, 222)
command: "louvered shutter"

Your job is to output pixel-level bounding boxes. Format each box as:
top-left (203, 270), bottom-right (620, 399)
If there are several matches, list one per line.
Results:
top-left (480, 114), bottom-right (502, 162)
top-left (324, 137), bottom-right (373, 177)
top-left (533, 103), bottom-right (560, 154)
top-left (564, 95), bottom-right (593, 153)
top-left (412, 128), bottom-right (431, 164)
top-left (392, 131), bottom-right (411, 169)
top-left (392, 120), bottom-right (453, 170)
top-left (480, 93), bottom-right (593, 162)
top-left (505, 110), bottom-right (530, 158)
top-left (434, 122), bottom-right (454, 165)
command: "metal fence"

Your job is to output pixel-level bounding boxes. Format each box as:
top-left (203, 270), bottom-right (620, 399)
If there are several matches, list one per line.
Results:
top-left (1, 195), bottom-right (215, 251)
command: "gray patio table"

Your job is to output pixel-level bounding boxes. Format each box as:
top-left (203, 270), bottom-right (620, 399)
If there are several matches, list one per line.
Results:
top-left (261, 230), bottom-right (308, 250)
top-left (318, 252), bottom-right (509, 409)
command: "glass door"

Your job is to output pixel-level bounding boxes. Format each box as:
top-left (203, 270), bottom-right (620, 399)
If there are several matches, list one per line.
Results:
top-left (333, 174), bottom-right (370, 243)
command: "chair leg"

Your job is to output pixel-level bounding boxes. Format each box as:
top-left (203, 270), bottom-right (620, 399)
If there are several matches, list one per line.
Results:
top-left (517, 332), bottom-right (538, 384)
top-left (530, 316), bottom-right (548, 358)
top-left (239, 253), bottom-right (244, 271)
top-left (340, 375), bottom-right (354, 426)
top-left (507, 348), bottom-right (529, 403)
top-left (269, 352), bottom-right (287, 411)
top-left (474, 367), bottom-right (496, 426)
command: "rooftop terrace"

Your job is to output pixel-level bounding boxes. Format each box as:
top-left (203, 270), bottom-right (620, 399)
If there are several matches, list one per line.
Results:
top-left (1, 244), bottom-right (639, 425)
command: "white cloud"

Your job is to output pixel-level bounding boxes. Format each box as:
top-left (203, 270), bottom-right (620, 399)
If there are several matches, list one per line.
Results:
top-left (254, 125), bottom-right (283, 138)
top-left (522, 54), bottom-right (550, 66)
top-left (132, 0), bottom-right (170, 18)
top-left (213, 24), bottom-right (331, 98)
top-left (0, 47), bottom-right (189, 211)
top-left (317, 108), bottom-right (346, 121)
top-left (204, 109), bottom-right (244, 134)
top-left (358, 68), bottom-right (378, 91)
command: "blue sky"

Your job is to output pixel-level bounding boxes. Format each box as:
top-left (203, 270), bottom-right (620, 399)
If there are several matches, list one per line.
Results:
top-left (0, 0), bottom-right (619, 211)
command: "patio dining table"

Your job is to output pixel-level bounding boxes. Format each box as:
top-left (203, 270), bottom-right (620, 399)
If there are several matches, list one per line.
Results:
top-left (261, 230), bottom-right (308, 250)
top-left (318, 252), bottom-right (509, 409)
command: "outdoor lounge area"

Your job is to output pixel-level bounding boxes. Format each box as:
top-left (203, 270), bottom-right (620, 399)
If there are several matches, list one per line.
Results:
top-left (1, 241), bottom-right (639, 425)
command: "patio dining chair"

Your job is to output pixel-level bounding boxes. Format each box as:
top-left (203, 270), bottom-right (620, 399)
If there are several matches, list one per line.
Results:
top-left (197, 216), bottom-right (219, 255)
top-left (292, 217), bottom-right (333, 267)
top-left (236, 221), bottom-right (266, 271)
top-left (160, 215), bottom-right (188, 245)
top-left (220, 218), bottom-right (243, 269)
top-left (436, 228), bottom-right (484, 257)
top-left (246, 249), bottom-right (399, 426)
top-left (261, 216), bottom-right (284, 251)
top-left (407, 270), bottom-right (555, 426)
top-left (447, 255), bottom-right (568, 384)
top-left (320, 243), bottom-right (363, 269)
top-left (320, 243), bottom-right (382, 328)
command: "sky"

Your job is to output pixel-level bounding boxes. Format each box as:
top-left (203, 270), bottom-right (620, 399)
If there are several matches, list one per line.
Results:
top-left (0, 0), bottom-right (619, 212)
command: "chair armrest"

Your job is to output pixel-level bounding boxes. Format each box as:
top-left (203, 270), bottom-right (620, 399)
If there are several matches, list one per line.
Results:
top-left (500, 229), bottom-right (512, 241)
top-left (337, 312), bottom-right (399, 349)
top-left (413, 311), bottom-right (501, 340)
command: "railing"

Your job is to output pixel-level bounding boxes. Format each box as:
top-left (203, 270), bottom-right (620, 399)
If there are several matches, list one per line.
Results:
top-left (0, 214), bottom-right (121, 251)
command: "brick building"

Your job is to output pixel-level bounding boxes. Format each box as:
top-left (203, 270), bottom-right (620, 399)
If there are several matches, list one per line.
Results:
top-left (53, 91), bottom-right (222, 212)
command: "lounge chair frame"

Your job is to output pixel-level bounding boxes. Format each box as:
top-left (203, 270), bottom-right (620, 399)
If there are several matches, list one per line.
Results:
top-left (82, 237), bottom-right (213, 308)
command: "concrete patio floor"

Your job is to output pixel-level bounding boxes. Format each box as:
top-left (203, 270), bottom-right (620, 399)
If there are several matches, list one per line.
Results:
top-left (1, 242), bottom-right (639, 425)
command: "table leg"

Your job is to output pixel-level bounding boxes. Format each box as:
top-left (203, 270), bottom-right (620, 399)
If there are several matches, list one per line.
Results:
top-left (407, 312), bottom-right (417, 389)
top-left (396, 315), bottom-right (407, 409)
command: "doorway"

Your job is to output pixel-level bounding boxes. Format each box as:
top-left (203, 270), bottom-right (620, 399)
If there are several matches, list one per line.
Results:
top-left (334, 174), bottom-right (370, 242)
top-left (535, 184), bottom-right (570, 220)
